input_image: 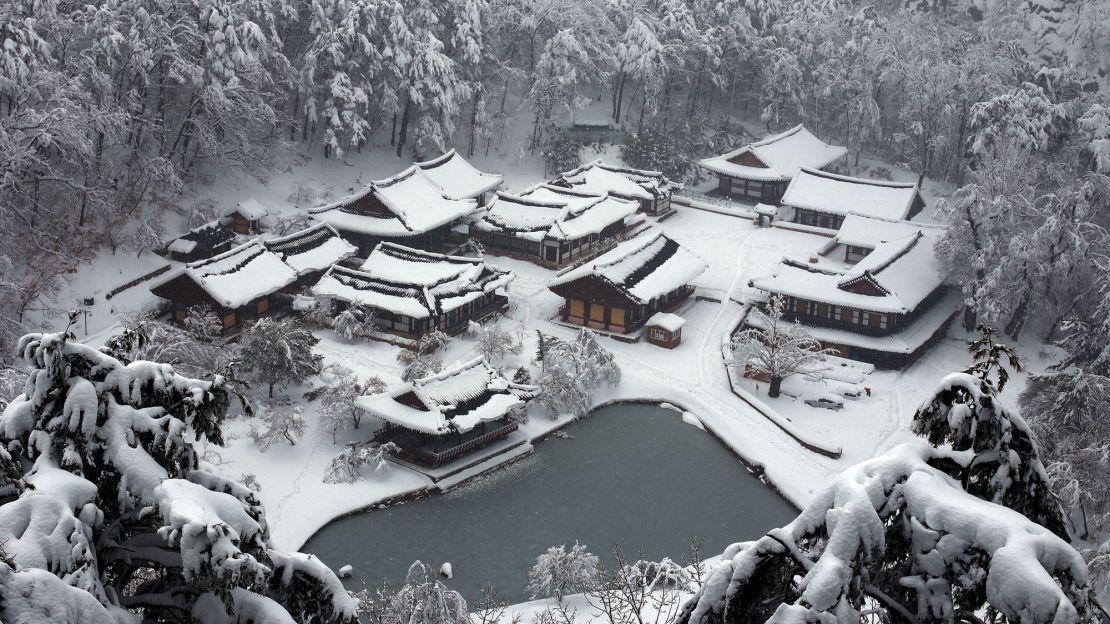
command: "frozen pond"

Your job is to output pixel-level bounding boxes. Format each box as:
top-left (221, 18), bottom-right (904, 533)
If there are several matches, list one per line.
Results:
top-left (303, 403), bottom-right (797, 603)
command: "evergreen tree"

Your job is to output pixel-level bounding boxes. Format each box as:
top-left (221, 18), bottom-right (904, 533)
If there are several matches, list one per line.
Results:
top-left (0, 330), bottom-right (355, 623)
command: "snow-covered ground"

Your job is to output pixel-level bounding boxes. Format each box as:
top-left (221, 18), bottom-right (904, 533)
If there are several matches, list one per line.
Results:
top-left (16, 128), bottom-right (1043, 571)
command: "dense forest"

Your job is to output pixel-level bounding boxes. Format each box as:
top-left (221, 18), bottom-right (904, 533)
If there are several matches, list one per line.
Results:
top-left (2, 0), bottom-right (1110, 596)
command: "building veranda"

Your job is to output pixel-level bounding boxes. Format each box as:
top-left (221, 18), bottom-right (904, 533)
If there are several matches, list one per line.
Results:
top-left (748, 214), bottom-right (959, 368)
top-left (548, 229), bottom-right (707, 336)
top-left (357, 357), bottom-right (539, 468)
top-left (311, 243), bottom-right (514, 338)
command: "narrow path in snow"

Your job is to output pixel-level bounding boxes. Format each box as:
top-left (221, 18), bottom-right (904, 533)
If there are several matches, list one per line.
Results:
top-left (272, 426), bottom-right (325, 527)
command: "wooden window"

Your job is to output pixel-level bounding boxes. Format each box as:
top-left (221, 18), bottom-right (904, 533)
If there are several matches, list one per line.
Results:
top-left (175, 307), bottom-right (187, 323)
top-left (832, 306), bottom-right (842, 321)
top-left (569, 299), bottom-right (584, 317)
top-left (590, 304), bottom-right (605, 322)
top-left (610, 308), bottom-right (625, 325)
top-left (650, 328), bottom-right (668, 340)
top-left (851, 309), bottom-right (861, 325)
top-left (256, 298), bottom-right (269, 314)
top-left (879, 314), bottom-right (889, 329)
top-left (222, 313), bottom-right (236, 328)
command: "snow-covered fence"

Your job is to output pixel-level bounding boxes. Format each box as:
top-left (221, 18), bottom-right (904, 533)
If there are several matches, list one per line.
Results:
top-left (104, 264), bottom-right (172, 301)
top-left (720, 303), bottom-right (843, 460)
top-left (671, 193), bottom-right (756, 219)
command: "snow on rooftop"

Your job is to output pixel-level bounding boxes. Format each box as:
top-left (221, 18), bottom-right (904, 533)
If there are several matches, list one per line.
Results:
top-left (356, 357), bottom-right (536, 435)
top-left (264, 223), bottom-right (357, 275)
top-left (167, 238), bottom-right (198, 254)
top-left (834, 213), bottom-right (945, 250)
top-left (554, 159), bottom-right (677, 200)
top-left (752, 232), bottom-right (945, 314)
top-left (781, 168), bottom-right (922, 219)
top-left (475, 187), bottom-right (637, 241)
top-left (699, 125), bottom-right (847, 182)
top-left (310, 167), bottom-right (477, 236)
top-left (233, 197), bottom-right (268, 220)
top-left (312, 243), bottom-right (513, 318)
top-left (415, 149), bottom-right (504, 199)
top-left (182, 240), bottom-right (297, 309)
top-left (647, 312), bottom-right (686, 332)
top-left (552, 229), bottom-right (708, 304)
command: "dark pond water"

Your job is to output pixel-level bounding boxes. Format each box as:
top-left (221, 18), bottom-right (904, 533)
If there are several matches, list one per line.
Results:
top-left (303, 403), bottom-right (797, 603)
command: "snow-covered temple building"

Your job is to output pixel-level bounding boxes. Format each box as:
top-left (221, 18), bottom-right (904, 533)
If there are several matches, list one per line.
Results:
top-left (311, 243), bottom-right (514, 337)
top-left (228, 198), bottom-right (267, 234)
top-left (358, 357), bottom-right (539, 467)
top-left (551, 160), bottom-right (680, 216)
top-left (470, 185), bottom-right (640, 268)
top-left (165, 220), bottom-right (236, 262)
top-left (548, 229), bottom-right (707, 335)
top-left (748, 214), bottom-right (958, 368)
top-left (151, 240), bottom-right (298, 333)
top-left (415, 149), bottom-right (503, 207)
top-left (309, 167), bottom-right (478, 255)
top-left (699, 125), bottom-right (847, 204)
top-left (780, 168), bottom-right (925, 230)
top-left (263, 222), bottom-right (358, 287)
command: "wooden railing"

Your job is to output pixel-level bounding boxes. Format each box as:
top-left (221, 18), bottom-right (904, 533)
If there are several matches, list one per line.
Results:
top-left (377, 421), bottom-right (519, 467)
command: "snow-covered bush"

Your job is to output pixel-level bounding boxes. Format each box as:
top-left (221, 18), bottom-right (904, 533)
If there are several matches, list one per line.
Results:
top-left (528, 542), bottom-right (600, 601)
top-left (252, 402), bottom-right (307, 449)
top-left (468, 320), bottom-right (522, 362)
top-left (323, 442), bottom-right (400, 484)
top-left (334, 305), bottom-right (379, 342)
top-left (0, 331), bottom-right (355, 623)
top-left (393, 561), bottom-right (470, 624)
top-left (729, 295), bottom-right (831, 397)
top-left (240, 317), bottom-right (323, 398)
top-left (397, 331), bottom-right (450, 382)
top-left (183, 304), bottom-right (222, 339)
top-left (542, 132), bottom-right (583, 175)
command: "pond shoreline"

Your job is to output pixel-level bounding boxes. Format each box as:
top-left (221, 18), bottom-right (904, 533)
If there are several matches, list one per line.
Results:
top-left (294, 397), bottom-right (799, 553)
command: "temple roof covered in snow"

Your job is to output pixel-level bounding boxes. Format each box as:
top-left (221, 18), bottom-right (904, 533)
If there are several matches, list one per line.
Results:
top-left (550, 229), bottom-right (707, 304)
top-left (150, 240), bottom-right (298, 309)
top-left (781, 168), bottom-right (924, 219)
top-left (166, 220), bottom-right (236, 257)
top-left (474, 186), bottom-right (638, 241)
top-left (263, 223), bottom-right (357, 276)
top-left (415, 149), bottom-right (503, 199)
top-left (231, 197), bottom-right (268, 220)
top-left (311, 243), bottom-right (513, 318)
top-left (356, 357), bottom-right (538, 435)
top-left (553, 160), bottom-right (680, 200)
top-left (309, 167), bottom-right (478, 236)
top-left (831, 213), bottom-right (945, 250)
top-left (699, 125), bottom-right (847, 182)
top-left (752, 231), bottom-right (945, 314)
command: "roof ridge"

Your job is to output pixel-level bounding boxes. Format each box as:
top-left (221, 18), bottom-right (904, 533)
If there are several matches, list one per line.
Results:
top-left (796, 167), bottom-right (919, 189)
top-left (186, 239), bottom-right (263, 270)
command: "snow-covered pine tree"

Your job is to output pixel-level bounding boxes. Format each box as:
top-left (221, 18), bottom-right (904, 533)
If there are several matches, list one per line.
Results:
top-left (729, 295), bottom-right (831, 398)
top-left (527, 542), bottom-right (600, 601)
top-left (0, 331), bottom-right (355, 623)
top-left (241, 317), bottom-right (323, 398)
top-left (675, 362), bottom-right (1098, 624)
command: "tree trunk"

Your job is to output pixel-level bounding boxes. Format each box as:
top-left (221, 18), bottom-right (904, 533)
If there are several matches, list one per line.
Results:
top-left (769, 376), bottom-right (782, 398)
top-left (962, 305), bottom-right (977, 332)
top-left (395, 97), bottom-right (412, 158)
top-left (284, 430), bottom-right (296, 445)
top-left (268, 383), bottom-right (274, 399)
